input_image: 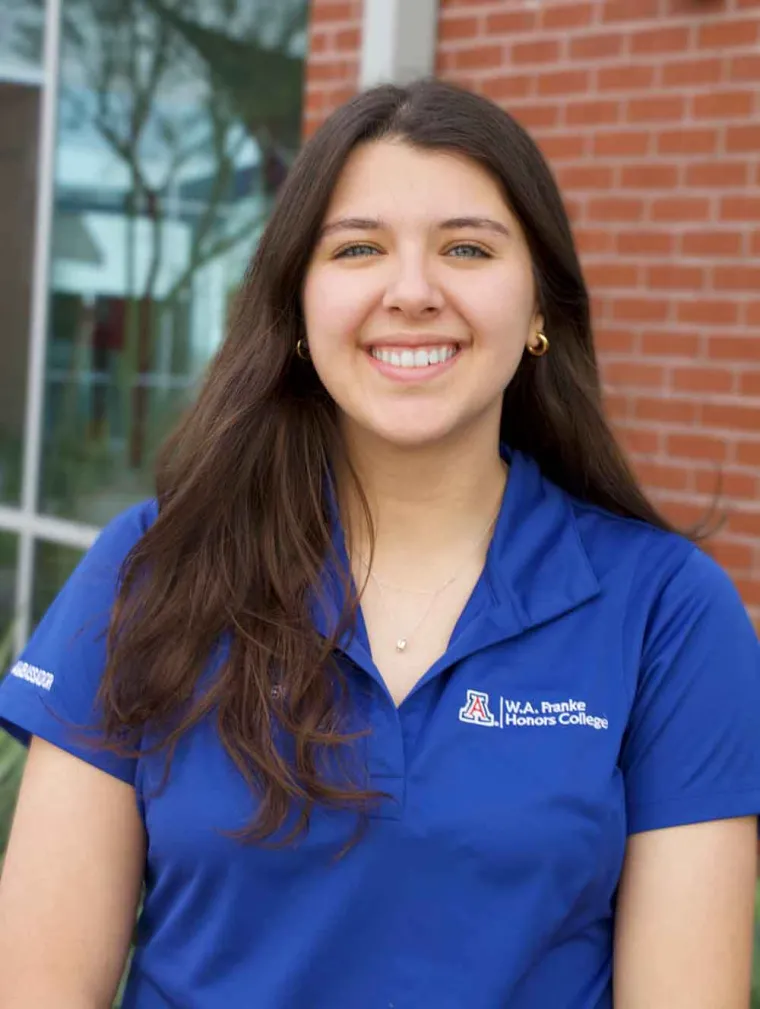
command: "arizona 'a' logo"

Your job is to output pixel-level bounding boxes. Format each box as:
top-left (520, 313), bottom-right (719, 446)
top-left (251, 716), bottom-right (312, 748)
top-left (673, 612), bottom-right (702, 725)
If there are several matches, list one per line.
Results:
top-left (458, 689), bottom-right (497, 726)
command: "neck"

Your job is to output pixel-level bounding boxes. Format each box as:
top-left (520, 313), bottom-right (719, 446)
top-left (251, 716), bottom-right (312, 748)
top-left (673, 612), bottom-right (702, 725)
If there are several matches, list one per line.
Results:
top-left (336, 423), bottom-right (507, 581)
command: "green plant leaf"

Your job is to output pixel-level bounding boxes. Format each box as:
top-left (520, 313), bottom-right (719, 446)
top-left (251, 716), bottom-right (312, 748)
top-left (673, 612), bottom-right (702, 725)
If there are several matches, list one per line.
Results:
top-left (0, 620), bottom-right (15, 672)
top-left (0, 621), bottom-right (24, 871)
top-left (0, 729), bottom-right (25, 871)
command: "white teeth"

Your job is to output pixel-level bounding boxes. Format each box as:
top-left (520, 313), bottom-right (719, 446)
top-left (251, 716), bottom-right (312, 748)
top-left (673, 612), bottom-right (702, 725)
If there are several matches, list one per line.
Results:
top-left (370, 345), bottom-right (458, 369)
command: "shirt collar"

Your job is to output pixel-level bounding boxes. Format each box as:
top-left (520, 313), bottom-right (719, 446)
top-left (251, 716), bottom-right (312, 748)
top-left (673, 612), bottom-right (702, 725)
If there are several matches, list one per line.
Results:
top-left (484, 445), bottom-right (600, 631)
top-left (312, 446), bottom-right (600, 673)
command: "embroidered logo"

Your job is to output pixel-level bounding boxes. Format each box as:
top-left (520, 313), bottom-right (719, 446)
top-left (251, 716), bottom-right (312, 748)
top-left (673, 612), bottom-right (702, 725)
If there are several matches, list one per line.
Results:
top-left (458, 689), bottom-right (497, 726)
top-left (459, 691), bottom-right (609, 731)
top-left (9, 661), bottom-right (54, 691)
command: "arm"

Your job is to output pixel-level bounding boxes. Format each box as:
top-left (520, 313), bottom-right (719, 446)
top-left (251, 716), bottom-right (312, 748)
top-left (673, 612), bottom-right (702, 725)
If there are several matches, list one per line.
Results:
top-left (614, 817), bottom-right (757, 1008)
top-left (0, 737), bottom-right (145, 1008)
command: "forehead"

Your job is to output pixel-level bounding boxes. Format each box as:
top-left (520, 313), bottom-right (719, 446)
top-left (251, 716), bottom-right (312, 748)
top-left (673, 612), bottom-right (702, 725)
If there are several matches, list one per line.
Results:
top-left (324, 140), bottom-right (512, 223)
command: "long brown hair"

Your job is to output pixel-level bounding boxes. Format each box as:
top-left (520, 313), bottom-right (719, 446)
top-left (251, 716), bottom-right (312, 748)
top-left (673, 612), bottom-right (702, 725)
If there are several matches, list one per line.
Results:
top-left (101, 78), bottom-right (681, 844)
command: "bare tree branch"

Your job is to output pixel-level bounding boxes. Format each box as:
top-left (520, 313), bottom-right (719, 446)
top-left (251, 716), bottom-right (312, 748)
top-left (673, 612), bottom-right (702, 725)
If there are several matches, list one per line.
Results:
top-left (162, 210), bottom-right (266, 306)
top-left (130, 3), bottom-right (171, 146)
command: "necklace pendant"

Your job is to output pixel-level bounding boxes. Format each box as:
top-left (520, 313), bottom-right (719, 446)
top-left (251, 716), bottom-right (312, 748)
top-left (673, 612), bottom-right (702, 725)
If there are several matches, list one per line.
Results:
top-left (396, 638), bottom-right (408, 653)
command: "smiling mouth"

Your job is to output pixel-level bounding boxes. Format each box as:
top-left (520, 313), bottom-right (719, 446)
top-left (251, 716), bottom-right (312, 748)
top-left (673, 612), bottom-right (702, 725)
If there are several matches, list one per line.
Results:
top-left (368, 344), bottom-right (461, 369)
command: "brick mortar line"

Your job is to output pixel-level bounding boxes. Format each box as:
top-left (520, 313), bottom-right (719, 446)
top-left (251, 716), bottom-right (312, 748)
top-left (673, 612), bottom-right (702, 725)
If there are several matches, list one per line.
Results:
top-left (603, 387), bottom-right (760, 401)
top-left (552, 155), bottom-right (760, 163)
top-left (628, 466), bottom-right (760, 487)
top-left (308, 21), bottom-right (361, 32)
top-left (650, 488), bottom-right (760, 508)
top-left (629, 456), bottom-right (760, 475)
top-left (604, 389), bottom-right (760, 402)
top-left (439, 35), bottom-right (758, 52)
top-left (576, 220), bottom-right (760, 227)
top-left (306, 53), bottom-right (360, 64)
top-left (445, 92), bottom-right (760, 109)
top-left (468, 80), bottom-right (760, 95)
top-left (436, 30), bottom-right (754, 50)
top-left (558, 187), bottom-right (759, 195)
top-left (595, 289), bottom-right (759, 296)
top-left (583, 254), bottom-right (760, 261)
top-left (437, 13), bottom-right (759, 38)
top-left (612, 423), bottom-right (760, 439)
top-left (600, 358), bottom-right (760, 367)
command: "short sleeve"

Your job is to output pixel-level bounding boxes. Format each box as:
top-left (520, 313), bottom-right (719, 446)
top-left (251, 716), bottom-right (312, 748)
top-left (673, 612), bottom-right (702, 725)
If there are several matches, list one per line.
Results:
top-left (622, 546), bottom-right (760, 835)
top-left (0, 501), bottom-right (157, 784)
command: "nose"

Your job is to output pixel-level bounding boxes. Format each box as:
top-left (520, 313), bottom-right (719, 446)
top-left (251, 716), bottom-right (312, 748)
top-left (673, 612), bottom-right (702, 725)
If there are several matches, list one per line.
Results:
top-left (381, 253), bottom-right (444, 318)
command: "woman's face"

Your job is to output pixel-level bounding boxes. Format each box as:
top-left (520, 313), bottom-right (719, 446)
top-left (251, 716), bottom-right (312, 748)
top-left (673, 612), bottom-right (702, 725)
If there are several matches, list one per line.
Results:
top-left (302, 140), bottom-right (543, 451)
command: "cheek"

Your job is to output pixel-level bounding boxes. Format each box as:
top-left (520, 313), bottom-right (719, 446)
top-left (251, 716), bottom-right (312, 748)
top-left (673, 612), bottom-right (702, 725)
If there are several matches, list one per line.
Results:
top-left (303, 271), bottom-right (374, 351)
top-left (458, 271), bottom-right (536, 348)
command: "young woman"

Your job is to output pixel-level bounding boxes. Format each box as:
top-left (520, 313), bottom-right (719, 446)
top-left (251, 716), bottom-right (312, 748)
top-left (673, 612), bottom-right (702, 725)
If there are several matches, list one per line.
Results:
top-left (0, 79), bottom-right (758, 1009)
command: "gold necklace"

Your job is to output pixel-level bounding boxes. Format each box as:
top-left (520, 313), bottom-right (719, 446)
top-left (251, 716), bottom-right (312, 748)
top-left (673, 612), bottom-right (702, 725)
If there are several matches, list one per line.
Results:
top-left (360, 510), bottom-right (498, 653)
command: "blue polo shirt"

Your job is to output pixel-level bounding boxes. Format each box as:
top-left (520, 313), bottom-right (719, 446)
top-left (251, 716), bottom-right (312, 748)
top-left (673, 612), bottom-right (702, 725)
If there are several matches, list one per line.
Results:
top-left (2, 448), bottom-right (760, 1008)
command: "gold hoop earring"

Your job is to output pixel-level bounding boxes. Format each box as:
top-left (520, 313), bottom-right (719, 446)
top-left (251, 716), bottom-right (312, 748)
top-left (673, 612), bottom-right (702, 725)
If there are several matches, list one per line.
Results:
top-left (527, 332), bottom-right (549, 357)
top-left (296, 338), bottom-right (310, 361)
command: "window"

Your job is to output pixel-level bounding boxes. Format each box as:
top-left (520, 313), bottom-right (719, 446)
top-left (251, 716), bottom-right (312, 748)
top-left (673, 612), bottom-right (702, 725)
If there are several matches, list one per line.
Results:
top-left (0, 0), bottom-right (307, 634)
top-left (40, 0), bottom-right (307, 525)
top-left (0, 80), bottom-right (40, 505)
top-left (0, 0), bottom-right (308, 889)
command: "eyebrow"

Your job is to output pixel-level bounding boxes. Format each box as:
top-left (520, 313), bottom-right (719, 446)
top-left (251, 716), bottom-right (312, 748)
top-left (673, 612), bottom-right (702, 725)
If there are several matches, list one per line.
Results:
top-left (440, 217), bottom-right (511, 238)
top-left (318, 217), bottom-right (383, 239)
top-left (317, 216), bottom-right (511, 240)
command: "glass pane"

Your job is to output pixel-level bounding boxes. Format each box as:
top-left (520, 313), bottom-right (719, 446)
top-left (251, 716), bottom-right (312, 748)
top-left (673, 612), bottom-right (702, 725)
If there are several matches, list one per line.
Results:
top-left (0, 531), bottom-right (22, 873)
top-left (0, 79), bottom-right (40, 505)
top-left (0, 532), bottom-right (18, 649)
top-left (31, 538), bottom-right (84, 626)
top-left (0, 0), bottom-right (45, 77)
top-left (40, 0), bottom-right (308, 524)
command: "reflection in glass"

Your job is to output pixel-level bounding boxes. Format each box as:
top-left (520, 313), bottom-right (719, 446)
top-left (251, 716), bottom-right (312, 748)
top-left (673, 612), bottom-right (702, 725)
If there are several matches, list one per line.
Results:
top-left (0, 533), bottom-right (18, 641)
top-left (0, 0), bottom-right (45, 76)
top-left (0, 79), bottom-right (39, 505)
top-left (31, 538), bottom-right (83, 627)
top-left (40, 0), bottom-right (307, 524)
top-left (0, 534), bottom-right (22, 873)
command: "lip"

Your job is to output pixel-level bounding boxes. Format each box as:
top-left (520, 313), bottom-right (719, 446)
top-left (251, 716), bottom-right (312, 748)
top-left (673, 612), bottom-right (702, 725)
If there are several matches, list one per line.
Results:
top-left (367, 336), bottom-right (461, 350)
top-left (365, 344), bottom-right (462, 383)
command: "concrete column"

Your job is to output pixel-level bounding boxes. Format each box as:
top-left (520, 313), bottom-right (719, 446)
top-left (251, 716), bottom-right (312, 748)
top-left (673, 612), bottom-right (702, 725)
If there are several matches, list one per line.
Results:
top-left (360, 0), bottom-right (439, 89)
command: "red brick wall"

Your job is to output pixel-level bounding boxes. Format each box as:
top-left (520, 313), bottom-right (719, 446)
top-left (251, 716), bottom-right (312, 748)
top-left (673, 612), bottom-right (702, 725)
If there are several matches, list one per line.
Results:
top-left (304, 0), bottom-right (363, 138)
top-left (303, 0), bottom-right (760, 625)
top-left (438, 0), bottom-right (760, 626)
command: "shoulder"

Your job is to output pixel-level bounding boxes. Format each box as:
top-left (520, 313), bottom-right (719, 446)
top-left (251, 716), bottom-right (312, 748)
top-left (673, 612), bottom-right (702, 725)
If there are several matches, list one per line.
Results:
top-left (505, 450), bottom-right (744, 636)
top-left (70, 499), bottom-right (158, 589)
top-left (23, 499), bottom-right (159, 649)
top-left (0, 500), bottom-right (158, 778)
top-left (3, 499), bottom-right (156, 692)
top-left (569, 494), bottom-right (693, 585)
top-left (564, 493), bottom-right (754, 649)
top-left (88, 498), bottom-right (159, 563)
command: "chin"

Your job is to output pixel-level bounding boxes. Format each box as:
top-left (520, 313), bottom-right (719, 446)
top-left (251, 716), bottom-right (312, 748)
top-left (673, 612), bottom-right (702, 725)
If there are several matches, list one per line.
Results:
top-left (341, 402), bottom-right (482, 453)
top-left (382, 433), bottom-right (445, 450)
top-left (362, 419), bottom-right (463, 452)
